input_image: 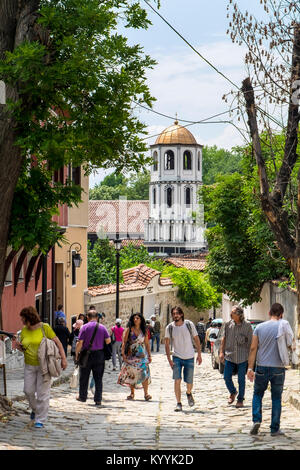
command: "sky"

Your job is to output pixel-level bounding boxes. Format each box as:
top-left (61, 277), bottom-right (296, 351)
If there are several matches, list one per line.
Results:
top-left (89, 0), bottom-right (267, 187)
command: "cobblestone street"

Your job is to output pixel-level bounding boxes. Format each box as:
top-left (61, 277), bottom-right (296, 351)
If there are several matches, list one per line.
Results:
top-left (0, 351), bottom-right (299, 451)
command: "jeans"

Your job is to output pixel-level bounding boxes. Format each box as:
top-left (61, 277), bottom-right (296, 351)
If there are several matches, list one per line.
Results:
top-left (224, 360), bottom-right (248, 402)
top-left (112, 341), bottom-right (122, 368)
top-left (79, 350), bottom-right (105, 403)
top-left (252, 366), bottom-right (285, 433)
top-left (151, 333), bottom-right (160, 352)
top-left (173, 356), bottom-right (194, 384)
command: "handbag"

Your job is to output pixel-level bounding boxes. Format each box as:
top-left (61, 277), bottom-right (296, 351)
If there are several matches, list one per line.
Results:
top-left (111, 329), bottom-right (116, 345)
top-left (70, 366), bottom-right (79, 388)
top-left (77, 323), bottom-right (99, 368)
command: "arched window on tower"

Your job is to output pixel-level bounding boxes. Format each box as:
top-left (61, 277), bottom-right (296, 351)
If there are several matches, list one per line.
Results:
top-left (183, 150), bottom-right (192, 170)
top-left (153, 187), bottom-right (156, 206)
top-left (198, 151), bottom-right (201, 172)
top-left (185, 187), bottom-right (191, 206)
top-left (164, 150), bottom-right (175, 170)
top-left (153, 151), bottom-right (158, 171)
top-left (166, 187), bottom-right (172, 208)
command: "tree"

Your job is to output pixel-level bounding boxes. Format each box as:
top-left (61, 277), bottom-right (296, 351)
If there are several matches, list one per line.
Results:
top-left (226, 0), bottom-right (300, 330)
top-left (89, 170), bottom-right (150, 200)
top-left (202, 145), bottom-right (243, 185)
top-left (201, 172), bottom-right (289, 305)
top-left (0, 0), bottom-right (158, 327)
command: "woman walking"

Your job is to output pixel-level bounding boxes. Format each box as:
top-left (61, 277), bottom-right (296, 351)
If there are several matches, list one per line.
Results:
top-left (16, 306), bottom-right (67, 428)
top-left (118, 313), bottom-right (152, 401)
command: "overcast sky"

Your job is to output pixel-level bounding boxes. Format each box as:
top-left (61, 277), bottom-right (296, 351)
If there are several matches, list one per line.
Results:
top-left (90, 0), bottom-right (266, 187)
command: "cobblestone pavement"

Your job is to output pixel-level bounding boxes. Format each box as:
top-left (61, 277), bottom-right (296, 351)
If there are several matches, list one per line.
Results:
top-left (0, 351), bottom-right (299, 450)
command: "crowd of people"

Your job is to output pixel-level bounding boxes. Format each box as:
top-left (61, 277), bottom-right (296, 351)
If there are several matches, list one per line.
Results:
top-left (13, 301), bottom-right (297, 437)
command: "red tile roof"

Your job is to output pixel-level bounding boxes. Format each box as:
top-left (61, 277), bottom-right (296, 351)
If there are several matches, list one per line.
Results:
top-left (88, 263), bottom-right (173, 296)
top-left (165, 254), bottom-right (207, 271)
top-left (88, 200), bottom-right (149, 235)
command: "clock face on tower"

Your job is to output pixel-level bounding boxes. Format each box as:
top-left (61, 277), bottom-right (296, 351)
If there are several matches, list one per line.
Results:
top-left (144, 121), bottom-right (206, 255)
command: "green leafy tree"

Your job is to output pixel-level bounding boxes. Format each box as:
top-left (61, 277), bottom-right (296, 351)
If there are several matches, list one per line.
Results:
top-left (201, 172), bottom-right (289, 305)
top-left (89, 170), bottom-right (150, 200)
top-left (0, 0), bottom-right (158, 326)
top-left (202, 145), bottom-right (243, 185)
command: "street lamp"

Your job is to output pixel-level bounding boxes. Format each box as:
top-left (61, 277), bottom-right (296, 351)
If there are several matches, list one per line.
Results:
top-left (113, 235), bottom-right (122, 319)
top-left (67, 242), bottom-right (82, 268)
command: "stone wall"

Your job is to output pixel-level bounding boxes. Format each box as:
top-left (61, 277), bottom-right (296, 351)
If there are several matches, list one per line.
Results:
top-left (85, 288), bottom-right (216, 341)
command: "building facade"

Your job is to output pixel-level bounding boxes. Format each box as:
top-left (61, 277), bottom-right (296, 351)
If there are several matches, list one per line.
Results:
top-left (144, 120), bottom-right (206, 255)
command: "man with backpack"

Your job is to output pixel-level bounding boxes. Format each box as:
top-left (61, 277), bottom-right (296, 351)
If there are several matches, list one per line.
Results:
top-left (165, 306), bottom-right (202, 412)
top-left (196, 317), bottom-right (206, 352)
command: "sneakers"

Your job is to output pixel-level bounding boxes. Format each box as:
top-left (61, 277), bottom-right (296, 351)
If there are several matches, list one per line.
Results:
top-left (250, 423), bottom-right (260, 435)
top-left (186, 393), bottom-right (195, 407)
top-left (34, 422), bottom-right (44, 429)
top-left (174, 403), bottom-right (182, 412)
top-left (271, 430), bottom-right (285, 437)
top-left (95, 402), bottom-right (102, 407)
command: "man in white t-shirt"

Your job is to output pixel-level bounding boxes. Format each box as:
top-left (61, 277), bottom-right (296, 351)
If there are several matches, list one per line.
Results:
top-left (165, 306), bottom-right (202, 412)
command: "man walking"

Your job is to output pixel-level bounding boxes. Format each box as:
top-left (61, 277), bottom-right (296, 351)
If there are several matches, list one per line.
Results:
top-left (247, 303), bottom-right (294, 436)
top-left (151, 314), bottom-right (161, 353)
top-left (75, 310), bottom-right (111, 406)
top-left (165, 306), bottom-right (202, 412)
top-left (219, 306), bottom-right (253, 408)
top-left (196, 317), bottom-right (206, 353)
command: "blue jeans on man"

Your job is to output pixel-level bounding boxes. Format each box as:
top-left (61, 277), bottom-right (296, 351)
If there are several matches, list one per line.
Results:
top-left (151, 333), bottom-right (160, 352)
top-left (224, 360), bottom-right (248, 402)
top-left (252, 366), bottom-right (285, 434)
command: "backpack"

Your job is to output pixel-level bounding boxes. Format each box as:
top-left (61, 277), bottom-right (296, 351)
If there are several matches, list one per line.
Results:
top-left (167, 320), bottom-right (196, 351)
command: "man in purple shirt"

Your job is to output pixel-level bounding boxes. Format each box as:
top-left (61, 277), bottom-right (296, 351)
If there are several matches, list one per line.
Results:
top-left (75, 309), bottom-right (111, 406)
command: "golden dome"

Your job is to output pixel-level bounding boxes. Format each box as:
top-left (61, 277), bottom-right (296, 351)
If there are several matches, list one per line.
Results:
top-left (155, 121), bottom-right (197, 145)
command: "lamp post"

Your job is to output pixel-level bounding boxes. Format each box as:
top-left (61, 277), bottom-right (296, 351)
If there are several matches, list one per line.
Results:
top-left (113, 235), bottom-right (122, 319)
top-left (67, 242), bottom-right (83, 268)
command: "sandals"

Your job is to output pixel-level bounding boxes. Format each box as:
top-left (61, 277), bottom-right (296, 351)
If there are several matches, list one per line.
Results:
top-left (144, 394), bottom-right (152, 401)
top-left (127, 393), bottom-right (135, 400)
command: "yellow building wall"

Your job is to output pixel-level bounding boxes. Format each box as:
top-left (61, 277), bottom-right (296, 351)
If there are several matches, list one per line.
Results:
top-left (55, 168), bottom-right (88, 329)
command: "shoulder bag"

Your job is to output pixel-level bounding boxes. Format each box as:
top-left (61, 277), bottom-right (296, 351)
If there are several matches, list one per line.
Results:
top-left (77, 323), bottom-right (99, 368)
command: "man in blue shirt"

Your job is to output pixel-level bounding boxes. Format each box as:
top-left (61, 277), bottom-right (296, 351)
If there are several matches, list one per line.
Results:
top-left (54, 304), bottom-right (66, 325)
top-left (247, 303), bottom-right (294, 437)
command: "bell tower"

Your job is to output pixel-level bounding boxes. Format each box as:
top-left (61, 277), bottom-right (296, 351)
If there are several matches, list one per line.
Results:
top-left (144, 120), bottom-right (205, 255)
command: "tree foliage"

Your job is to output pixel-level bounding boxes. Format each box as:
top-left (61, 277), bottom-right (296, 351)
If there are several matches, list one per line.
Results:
top-left (201, 171), bottom-right (289, 305)
top-left (89, 170), bottom-right (150, 200)
top-left (202, 145), bottom-right (243, 185)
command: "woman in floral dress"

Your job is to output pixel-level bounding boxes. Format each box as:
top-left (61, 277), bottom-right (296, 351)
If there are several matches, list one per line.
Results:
top-left (118, 313), bottom-right (152, 400)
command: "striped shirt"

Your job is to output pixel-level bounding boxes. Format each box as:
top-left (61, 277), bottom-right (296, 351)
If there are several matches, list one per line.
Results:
top-left (222, 320), bottom-right (253, 364)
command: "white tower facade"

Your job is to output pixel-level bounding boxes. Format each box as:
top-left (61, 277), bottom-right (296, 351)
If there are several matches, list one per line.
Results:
top-left (144, 121), bottom-right (206, 255)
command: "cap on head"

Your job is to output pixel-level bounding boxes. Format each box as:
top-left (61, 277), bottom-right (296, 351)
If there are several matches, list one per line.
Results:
top-left (116, 318), bottom-right (122, 325)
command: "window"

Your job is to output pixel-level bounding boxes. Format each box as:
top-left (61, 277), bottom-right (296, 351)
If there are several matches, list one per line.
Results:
top-left (153, 151), bottom-right (158, 171)
top-left (185, 187), bottom-right (191, 206)
top-left (72, 166), bottom-right (81, 186)
top-left (164, 150), bottom-right (174, 170)
top-left (198, 151), bottom-right (201, 172)
top-left (166, 187), bottom-right (172, 208)
top-left (153, 187), bottom-right (156, 206)
top-left (183, 150), bottom-right (192, 170)
top-left (53, 167), bottom-right (64, 183)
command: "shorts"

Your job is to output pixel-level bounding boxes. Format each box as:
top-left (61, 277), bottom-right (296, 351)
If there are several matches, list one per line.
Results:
top-left (173, 356), bottom-right (194, 384)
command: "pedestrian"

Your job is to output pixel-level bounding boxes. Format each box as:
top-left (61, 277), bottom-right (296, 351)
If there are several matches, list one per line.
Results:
top-left (146, 320), bottom-right (154, 341)
top-left (164, 306), bottom-right (202, 412)
top-left (150, 314), bottom-right (161, 353)
top-left (75, 309), bottom-right (111, 406)
top-left (69, 318), bottom-right (84, 362)
top-left (54, 317), bottom-right (71, 357)
top-left (111, 318), bottom-right (124, 371)
top-left (196, 317), bottom-right (206, 352)
top-left (219, 306), bottom-right (252, 409)
top-left (247, 303), bottom-right (295, 436)
top-left (54, 304), bottom-right (66, 325)
top-left (118, 313), bottom-right (152, 401)
top-left (15, 306), bottom-right (67, 429)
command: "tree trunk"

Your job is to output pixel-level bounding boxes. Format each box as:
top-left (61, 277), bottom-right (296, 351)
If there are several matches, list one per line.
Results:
top-left (0, 0), bottom-right (41, 329)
